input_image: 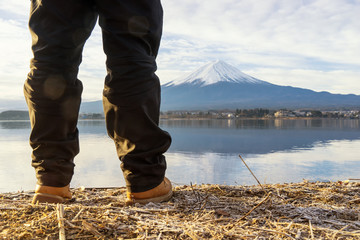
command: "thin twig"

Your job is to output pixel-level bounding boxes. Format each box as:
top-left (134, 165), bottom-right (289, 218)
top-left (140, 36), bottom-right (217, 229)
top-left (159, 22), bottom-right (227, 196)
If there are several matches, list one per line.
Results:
top-left (238, 154), bottom-right (266, 192)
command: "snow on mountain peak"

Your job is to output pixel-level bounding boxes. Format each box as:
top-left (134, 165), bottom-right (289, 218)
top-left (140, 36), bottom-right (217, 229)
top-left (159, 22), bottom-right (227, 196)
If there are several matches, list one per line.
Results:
top-left (166, 60), bottom-right (264, 87)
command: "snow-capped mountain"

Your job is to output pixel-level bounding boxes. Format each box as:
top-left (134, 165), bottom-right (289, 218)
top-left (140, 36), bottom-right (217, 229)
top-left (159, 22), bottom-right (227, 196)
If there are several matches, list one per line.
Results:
top-left (77, 60), bottom-right (360, 112)
top-left (164, 60), bottom-right (266, 87)
top-left (161, 60), bottom-right (360, 110)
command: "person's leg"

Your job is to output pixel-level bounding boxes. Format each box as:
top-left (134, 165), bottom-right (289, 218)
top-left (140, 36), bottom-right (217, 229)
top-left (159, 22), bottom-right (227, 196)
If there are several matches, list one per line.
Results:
top-left (95, 0), bottom-right (172, 195)
top-left (24, 0), bottom-right (97, 196)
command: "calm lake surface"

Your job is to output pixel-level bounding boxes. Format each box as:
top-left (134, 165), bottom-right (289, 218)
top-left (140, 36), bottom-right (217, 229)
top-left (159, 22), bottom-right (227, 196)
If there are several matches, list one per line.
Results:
top-left (1, 119), bottom-right (360, 192)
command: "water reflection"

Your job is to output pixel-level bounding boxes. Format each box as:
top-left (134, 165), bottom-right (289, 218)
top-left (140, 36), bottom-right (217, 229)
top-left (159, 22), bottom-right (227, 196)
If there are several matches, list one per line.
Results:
top-left (0, 119), bottom-right (359, 192)
top-left (160, 118), bottom-right (360, 129)
top-left (162, 119), bottom-right (360, 154)
top-left (0, 120), bottom-right (31, 129)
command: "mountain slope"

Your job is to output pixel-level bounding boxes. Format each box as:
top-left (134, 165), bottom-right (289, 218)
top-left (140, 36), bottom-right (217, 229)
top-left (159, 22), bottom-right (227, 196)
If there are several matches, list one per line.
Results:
top-left (161, 61), bottom-right (360, 110)
top-left (164, 60), bottom-right (267, 86)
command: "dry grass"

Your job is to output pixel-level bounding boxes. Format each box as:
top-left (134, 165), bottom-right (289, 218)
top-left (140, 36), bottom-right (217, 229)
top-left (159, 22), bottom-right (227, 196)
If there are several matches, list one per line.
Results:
top-left (1, 181), bottom-right (360, 239)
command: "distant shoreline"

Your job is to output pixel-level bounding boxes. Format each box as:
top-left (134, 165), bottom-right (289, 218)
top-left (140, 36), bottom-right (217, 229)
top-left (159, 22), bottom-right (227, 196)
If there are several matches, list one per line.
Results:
top-left (1, 117), bottom-right (359, 121)
top-left (0, 109), bottom-right (359, 120)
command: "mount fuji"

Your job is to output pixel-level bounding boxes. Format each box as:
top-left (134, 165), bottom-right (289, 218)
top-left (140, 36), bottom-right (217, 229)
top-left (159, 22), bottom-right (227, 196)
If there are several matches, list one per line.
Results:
top-left (164, 60), bottom-right (266, 86)
top-left (161, 60), bottom-right (360, 110)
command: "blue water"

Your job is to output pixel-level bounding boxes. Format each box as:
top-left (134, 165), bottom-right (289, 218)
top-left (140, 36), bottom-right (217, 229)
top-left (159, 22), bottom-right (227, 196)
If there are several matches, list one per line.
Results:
top-left (0, 119), bottom-right (359, 192)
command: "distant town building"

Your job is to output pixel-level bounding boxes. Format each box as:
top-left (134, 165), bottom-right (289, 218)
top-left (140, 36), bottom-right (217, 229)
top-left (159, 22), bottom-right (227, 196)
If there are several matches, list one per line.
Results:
top-left (274, 110), bottom-right (296, 118)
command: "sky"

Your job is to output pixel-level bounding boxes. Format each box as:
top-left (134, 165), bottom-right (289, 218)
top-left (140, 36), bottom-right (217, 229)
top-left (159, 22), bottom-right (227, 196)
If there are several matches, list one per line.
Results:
top-left (0, 0), bottom-right (359, 110)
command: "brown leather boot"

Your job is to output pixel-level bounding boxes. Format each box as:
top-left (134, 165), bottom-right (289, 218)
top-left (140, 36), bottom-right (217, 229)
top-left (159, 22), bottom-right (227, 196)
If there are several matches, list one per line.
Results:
top-left (126, 177), bottom-right (173, 205)
top-left (32, 184), bottom-right (72, 204)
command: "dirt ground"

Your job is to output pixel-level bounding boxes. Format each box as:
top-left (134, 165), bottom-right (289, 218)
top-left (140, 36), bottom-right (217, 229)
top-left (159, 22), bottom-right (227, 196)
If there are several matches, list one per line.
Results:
top-left (1, 180), bottom-right (360, 239)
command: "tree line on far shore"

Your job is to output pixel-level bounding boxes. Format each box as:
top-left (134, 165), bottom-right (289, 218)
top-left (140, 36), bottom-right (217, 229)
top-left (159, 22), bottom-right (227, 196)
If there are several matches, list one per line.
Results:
top-left (161, 108), bottom-right (360, 119)
top-left (1, 108), bottom-right (359, 120)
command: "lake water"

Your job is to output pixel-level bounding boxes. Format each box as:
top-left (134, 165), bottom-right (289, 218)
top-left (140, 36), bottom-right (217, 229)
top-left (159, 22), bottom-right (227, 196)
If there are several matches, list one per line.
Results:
top-left (1, 119), bottom-right (359, 193)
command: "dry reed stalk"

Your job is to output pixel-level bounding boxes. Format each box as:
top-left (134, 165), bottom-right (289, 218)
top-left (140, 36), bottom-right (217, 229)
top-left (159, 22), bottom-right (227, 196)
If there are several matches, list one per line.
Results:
top-left (156, 232), bottom-right (162, 240)
top-left (248, 226), bottom-right (297, 239)
top-left (71, 207), bottom-right (84, 221)
top-left (38, 211), bottom-right (55, 222)
top-left (56, 203), bottom-right (66, 240)
top-left (238, 191), bottom-right (272, 221)
top-left (1, 181), bottom-right (360, 239)
top-left (331, 225), bottom-right (350, 240)
top-left (64, 219), bottom-right (80, 229)
top-left (190, 182), bottom-right (202, 203)
top-left (289, 222), bottom-right (360, 237)
top-left (238, 154), bottom-right (266, 193)
top-left (309, 220), bottom-right (314, 240)
top-left (82, 220), bottom-right (102, 237)
top-left (184, 229), bottom-right (200, 240)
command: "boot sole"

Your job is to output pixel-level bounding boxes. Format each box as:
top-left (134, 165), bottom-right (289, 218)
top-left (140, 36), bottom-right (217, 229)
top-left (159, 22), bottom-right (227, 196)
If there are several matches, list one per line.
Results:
top-left (126, 188), bottom-right (173, 205)
top-left (32, 193), bottom-right (68, 204)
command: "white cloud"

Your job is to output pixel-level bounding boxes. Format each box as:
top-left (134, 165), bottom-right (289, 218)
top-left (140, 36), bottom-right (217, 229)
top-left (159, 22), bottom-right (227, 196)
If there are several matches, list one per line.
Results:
top-left (159, 0), bottom-right (360, 93)
top-left (162, 0), bottom-right (360, 66)
top-left (0, 17), bottom-right (32, 102)
top-left (0, 0), bottom-right (359, 104)
top-left (246, 68), bottom-right (360, 94)
top-left (0, 1), bottom-right (29, 18)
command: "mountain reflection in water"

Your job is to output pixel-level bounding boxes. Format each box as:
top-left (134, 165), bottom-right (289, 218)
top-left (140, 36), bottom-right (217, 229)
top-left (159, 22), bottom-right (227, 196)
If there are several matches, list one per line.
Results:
top-left (161, 119), bottom-right (360, 154)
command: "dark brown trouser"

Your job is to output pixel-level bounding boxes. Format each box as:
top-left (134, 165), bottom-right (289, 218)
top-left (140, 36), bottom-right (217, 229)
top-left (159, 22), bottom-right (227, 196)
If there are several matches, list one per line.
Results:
top-left (24, 0), bottom-right (171, 193)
